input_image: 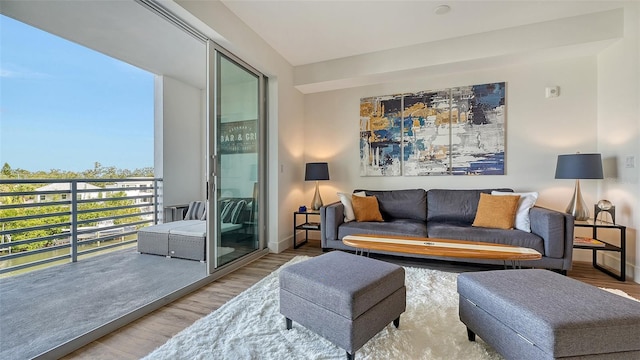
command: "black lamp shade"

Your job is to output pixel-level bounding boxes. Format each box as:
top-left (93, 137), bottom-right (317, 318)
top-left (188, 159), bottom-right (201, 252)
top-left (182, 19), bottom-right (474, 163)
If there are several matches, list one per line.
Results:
top-left (555, 153), bottom-right (603, 179)
top-left (305, 162), bottom-right (329, 181)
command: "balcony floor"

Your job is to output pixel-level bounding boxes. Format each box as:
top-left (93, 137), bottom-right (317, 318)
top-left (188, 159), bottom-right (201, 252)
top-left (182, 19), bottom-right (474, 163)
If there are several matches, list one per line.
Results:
top-left (0, 247), bottom-right (207, 360)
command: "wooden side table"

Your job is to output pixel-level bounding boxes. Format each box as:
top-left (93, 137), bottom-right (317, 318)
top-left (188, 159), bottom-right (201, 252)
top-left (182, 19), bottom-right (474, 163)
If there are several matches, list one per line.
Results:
top-left (574, 220), bottom-right (626, 281)
top-left (293, 210), bottom-right (321, 249)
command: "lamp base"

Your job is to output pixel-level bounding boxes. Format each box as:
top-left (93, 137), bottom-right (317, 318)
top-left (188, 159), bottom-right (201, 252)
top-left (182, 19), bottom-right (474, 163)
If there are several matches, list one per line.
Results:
top-left (311, 181), bottom-right (323, 210)
top-left (565, 179), bottom-right (590, 221)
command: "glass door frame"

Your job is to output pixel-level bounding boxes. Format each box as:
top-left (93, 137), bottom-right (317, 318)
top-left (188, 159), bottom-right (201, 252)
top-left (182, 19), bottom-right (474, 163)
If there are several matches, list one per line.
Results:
top-left (206, 41), bottom-right (268, 274)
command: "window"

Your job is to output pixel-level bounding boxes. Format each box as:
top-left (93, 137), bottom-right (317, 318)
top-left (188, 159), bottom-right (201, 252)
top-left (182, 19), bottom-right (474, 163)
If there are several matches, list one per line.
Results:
top-left (61, 194), bottom-right (67, 200)
top-left (39, 195), bottom-right (45, 201)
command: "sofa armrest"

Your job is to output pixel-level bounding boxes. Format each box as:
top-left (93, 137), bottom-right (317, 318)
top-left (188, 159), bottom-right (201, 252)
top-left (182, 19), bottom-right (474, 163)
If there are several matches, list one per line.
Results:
top-left (529, 206), bottom-right (574, 265)
top-left (320, 201), bottom-right (344, 246)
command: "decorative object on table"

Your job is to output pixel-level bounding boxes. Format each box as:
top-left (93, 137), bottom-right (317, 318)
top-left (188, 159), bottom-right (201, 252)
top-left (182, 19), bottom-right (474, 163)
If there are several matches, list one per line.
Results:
top-left (298, 205), bottom-right (307, 213)
top-left (359, 82), bottom-right (505, 177)
top-left (554, 153), bottom-right (603, 221)
top-left (573, 236), bottom-right (605, 247)
top-left (304, 162), bottom-right (329, 210)
top-left (595, 199), bottom-right (615, 224)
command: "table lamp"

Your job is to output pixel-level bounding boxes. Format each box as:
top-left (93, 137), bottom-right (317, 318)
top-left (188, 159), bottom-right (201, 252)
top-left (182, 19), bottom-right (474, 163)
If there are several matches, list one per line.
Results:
top-left (305, 162), bottom-right (329, 210)
top-left (554, 153), bottom-right (603, 221)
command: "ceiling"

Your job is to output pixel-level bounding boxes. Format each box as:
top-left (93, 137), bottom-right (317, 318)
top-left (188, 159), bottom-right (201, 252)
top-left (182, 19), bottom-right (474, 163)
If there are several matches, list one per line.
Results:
top-left (220, 0), bottom-right (626, 66)
top-left (0, 0), bottom-right (628, 91)
top-left (1, 0), bottom-right (207, 89)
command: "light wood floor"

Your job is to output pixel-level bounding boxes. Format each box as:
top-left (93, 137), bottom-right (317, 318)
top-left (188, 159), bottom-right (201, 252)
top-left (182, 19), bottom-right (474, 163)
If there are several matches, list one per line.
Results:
top-left (64, 240), bottom-right (640, 359)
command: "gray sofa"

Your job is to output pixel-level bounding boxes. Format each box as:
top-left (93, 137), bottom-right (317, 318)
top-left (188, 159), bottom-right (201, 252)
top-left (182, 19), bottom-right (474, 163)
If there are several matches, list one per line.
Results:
top-left (320, 189), bottom-right (574, 272)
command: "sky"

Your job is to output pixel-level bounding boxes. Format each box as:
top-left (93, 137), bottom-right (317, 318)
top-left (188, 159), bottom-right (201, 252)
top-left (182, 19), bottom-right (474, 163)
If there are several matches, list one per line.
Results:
top-left (0, 14), bottom-right (154, 172)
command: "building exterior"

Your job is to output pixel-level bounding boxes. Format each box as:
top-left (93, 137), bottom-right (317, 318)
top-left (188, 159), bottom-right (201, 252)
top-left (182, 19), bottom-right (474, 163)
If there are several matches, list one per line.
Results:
top-left (34, 182), bottom-right (103, 203)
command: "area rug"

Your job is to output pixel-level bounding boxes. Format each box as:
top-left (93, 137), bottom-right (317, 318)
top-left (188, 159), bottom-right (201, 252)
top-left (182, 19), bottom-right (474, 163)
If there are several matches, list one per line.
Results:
top-left (144, 256), bottom-right (502, 360)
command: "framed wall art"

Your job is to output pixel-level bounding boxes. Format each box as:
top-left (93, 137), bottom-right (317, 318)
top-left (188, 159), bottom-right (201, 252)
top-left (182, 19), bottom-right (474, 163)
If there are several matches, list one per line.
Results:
top-left (359, 82), bottom-right (505, 176)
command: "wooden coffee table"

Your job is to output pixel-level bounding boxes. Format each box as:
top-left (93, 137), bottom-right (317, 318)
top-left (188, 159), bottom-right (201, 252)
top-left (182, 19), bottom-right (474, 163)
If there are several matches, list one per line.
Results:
top-left (342, 234), bottom-right (541, 266)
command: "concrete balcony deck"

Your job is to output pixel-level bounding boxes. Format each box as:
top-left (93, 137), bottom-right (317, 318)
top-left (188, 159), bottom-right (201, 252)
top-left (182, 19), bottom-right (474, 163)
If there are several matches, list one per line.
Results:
top-left (0, 247), bottom-right (206, 359)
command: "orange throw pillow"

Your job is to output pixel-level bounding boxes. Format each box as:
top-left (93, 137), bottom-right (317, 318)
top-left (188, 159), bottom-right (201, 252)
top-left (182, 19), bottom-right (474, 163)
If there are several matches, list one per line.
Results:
top-left (352, 195), bottom-right (384, 222)
top-left (472, 193), bottom-right (521, 230)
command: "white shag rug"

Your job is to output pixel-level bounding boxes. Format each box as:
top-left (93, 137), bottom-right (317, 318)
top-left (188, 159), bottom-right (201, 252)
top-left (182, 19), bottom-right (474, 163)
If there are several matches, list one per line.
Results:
top-left (144, 256), bottom-right (502, 360)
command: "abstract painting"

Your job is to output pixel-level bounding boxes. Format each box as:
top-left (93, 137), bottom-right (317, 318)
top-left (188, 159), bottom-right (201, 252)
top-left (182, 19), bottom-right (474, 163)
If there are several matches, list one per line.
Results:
top-left (360, 82), bottom-right (505, 176)
top-left (402, 89), bottom-right (452, 176)
top-left (359, 95), bottom-right (403, 176)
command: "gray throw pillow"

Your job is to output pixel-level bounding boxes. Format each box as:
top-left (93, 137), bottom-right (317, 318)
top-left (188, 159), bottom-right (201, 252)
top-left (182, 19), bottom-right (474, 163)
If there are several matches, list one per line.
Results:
top-left (184, 201), bottom-right (205, 220)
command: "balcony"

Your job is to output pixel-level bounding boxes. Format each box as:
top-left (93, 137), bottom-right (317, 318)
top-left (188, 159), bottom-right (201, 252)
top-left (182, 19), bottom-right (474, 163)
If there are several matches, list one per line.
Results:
top-left (0, 178), bottom-right (208, 359)
top-left (0, 178), bottom-right (163, 275)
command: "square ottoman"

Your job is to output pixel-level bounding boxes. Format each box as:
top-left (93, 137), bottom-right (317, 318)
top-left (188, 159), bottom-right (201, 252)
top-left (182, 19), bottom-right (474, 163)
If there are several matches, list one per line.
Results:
top-left (279, 251), bottom-right (406, 360)
top-left (458, 269), bottom-right (640, 360)
top-left (137, 222), bottom-right (176, 256)
top-left (168, 221), bottom-right (206, 261)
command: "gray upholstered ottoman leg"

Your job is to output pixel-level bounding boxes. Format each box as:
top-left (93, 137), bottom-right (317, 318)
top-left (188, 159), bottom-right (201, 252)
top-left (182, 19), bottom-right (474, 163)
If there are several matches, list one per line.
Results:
top-left (467, 327), bottom-right (476, 341)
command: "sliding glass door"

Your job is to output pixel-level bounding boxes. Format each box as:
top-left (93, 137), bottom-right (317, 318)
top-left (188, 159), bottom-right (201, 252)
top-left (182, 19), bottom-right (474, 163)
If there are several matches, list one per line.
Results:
top-left (207, 42), bottom-right (266, 272)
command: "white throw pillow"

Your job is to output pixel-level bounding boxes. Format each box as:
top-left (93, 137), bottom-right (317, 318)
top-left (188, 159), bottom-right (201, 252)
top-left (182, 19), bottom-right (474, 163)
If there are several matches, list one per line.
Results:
top-left (337, 191), bottom-right (366, 222)
top-left (491, 191), bottom-right (539, 232)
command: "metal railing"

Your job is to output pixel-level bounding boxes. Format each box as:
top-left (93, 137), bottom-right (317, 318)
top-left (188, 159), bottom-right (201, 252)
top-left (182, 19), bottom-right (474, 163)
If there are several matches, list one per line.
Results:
top-left (0, 178), bottom-right (163, 275)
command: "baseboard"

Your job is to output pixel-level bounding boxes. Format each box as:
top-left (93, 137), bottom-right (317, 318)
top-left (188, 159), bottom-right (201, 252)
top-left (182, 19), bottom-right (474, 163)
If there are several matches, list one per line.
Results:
top-left (269, 234), bottom-right (293, 253)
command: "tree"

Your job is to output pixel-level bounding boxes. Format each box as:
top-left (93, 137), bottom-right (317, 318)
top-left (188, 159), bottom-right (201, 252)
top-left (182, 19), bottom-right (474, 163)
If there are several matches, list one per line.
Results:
top-left (0, 164), bottom-right (153, 253)
top-left (1, 163), bottom-right (12, 178)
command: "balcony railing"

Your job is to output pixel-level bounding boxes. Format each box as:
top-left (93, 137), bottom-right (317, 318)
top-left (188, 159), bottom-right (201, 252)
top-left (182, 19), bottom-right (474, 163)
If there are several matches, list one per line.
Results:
top-left (0, 178), bottom-right (163, 275)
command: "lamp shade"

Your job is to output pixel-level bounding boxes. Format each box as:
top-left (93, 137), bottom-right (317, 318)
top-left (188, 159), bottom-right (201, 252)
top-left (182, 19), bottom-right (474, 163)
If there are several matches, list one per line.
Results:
top-left (305, 162), bottom-right (329, 181)
top-left (555, 153), bottom-right (603, 179)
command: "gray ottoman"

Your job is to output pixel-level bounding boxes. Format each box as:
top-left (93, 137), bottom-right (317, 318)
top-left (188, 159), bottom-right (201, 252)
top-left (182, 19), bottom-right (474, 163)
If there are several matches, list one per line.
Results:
top-left (279, 251), bottom-right (406, 360)
top-left (458, 269), bottom-right (640, 359)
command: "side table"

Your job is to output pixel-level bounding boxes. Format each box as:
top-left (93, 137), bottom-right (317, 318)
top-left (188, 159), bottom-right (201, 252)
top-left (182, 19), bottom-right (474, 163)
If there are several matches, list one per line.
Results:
top-left (293, 210), bottom-right (321, 249)
top-left (574, 220), bottom-right (626, 281)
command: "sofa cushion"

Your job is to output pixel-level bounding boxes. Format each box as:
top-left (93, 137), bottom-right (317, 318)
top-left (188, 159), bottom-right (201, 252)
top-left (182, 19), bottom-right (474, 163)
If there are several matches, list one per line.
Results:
top-left (337, 191), bottom-right (366, 222)
top-left (492, 191), bottom-right (539, 232)
top-left (427, 188), bottom-right (513, 224)
top-left (220, 199), bottom-right (247, 224)
top-left (356, 189), bottom-right (427, 221)
top-left (339, 219), bottom-right (428, 239)
top-left (184, 201), bottom-right (205, 220)
top-left (472, 193), bottom-right (520, 230)
top-left (352, 195), bottom-right (384, 222)
top-left (427, 221), bottom-right (545, 255)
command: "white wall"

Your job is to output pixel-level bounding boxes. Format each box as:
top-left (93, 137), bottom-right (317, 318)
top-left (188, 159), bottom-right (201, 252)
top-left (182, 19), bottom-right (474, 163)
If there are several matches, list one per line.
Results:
top-left (596, 3), bottom-right (639, 280)
top-left (176, 0), bottom-right (305, 252)
top-left (172, 1), bottom-right (639, 278)
top-left (304, 57), bottom-right (599, 208)
top-left (303, 57), bottom-right (624, 263)
top-left (154, 75), bottom-right (205, 207)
